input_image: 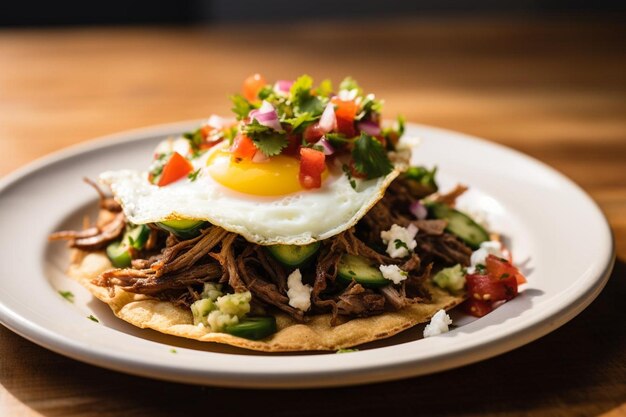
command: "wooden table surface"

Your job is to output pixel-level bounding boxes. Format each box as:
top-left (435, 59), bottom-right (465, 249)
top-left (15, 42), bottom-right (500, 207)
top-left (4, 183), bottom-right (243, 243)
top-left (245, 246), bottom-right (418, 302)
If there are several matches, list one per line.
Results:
top-left (1, 17), bottom-right (625, 417)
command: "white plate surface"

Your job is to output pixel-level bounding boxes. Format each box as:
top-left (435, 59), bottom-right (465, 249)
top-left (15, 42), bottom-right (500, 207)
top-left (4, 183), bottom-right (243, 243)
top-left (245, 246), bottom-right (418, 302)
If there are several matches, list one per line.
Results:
top-left (0, 122), bottom-right (614, 388)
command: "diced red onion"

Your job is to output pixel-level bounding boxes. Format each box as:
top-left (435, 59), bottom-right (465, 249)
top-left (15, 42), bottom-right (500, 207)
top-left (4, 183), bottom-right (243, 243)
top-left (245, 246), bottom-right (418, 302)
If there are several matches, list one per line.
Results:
top-left (314, 137), bottom-right (335, 156)
top-left (319, 102), bottom-right (337, 133)
top-left (249, 100), bottom-right (283, 132)
top-left (410, 201), bottom-right (428, 220)
top-left (252, 151), bottom-right (270, 163)
top-left (357, 120), bottom-right (381, 136)
top-left (274, 80), bottom-right (294, 93)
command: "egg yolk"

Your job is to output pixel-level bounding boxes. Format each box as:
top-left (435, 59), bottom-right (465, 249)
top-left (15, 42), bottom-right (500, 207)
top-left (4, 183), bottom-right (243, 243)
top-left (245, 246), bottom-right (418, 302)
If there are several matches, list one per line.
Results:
top-left (206, 150), bottom-right (328, 196)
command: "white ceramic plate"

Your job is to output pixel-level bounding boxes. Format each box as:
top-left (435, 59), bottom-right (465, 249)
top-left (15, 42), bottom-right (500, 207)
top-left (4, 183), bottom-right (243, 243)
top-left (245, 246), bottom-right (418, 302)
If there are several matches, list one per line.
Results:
top-left (0, 122), bottom-right (614, 388)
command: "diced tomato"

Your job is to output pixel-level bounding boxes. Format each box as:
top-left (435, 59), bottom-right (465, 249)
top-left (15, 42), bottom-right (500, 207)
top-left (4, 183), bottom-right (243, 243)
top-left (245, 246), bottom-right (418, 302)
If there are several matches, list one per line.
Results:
top-left (463, 298), bottom-right (493, 318)
top-left (303, 123), bottom-right (325, 143)
top-left (466, 272), bottom-right (518, 303)
top-left (486, 254), bottom-right (527, 285)
top-left (299, 147), bottom-right (326, 189)
top-left (331, 97), bottom-right (358, 120)
top-left (231, 134), bottom-right (257, 160)
top-left (331, 97), bottom-right (358, 137)
top-left (243, 73), bottom-right (266, 101)
top-left (158, 152), bottom-right (194, 187)
top-left (283, 133), bottom-right (302, 155)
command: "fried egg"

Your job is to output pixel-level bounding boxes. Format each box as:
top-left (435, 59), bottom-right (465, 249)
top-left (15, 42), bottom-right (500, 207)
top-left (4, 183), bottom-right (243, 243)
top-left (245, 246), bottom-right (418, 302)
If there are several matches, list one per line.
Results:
top-left (100, 138), bottom-right (406, 245)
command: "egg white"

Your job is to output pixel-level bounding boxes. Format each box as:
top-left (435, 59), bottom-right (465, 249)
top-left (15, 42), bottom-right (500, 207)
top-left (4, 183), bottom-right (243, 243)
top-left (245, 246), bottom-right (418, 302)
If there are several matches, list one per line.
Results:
top-left (100, 139), bottom-right (405, 245)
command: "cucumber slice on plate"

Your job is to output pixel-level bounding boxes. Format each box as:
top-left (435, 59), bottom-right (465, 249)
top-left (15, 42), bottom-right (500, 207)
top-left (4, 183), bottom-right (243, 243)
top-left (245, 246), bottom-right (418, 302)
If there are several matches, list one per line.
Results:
top-left (426, 202), bottom-right (489, 249)
top-left (224, 316), bottom-right (277, 340)
top-left (337, 254), bottom-right (388, 288)
top-left (105, 224), bottom-right (150, 268)
top-left (266, 242), bottom-right (321, 267)
top-left (156, 219), bottom-right (208, 239)
top-left (106, 240), bottom-right (132, 268)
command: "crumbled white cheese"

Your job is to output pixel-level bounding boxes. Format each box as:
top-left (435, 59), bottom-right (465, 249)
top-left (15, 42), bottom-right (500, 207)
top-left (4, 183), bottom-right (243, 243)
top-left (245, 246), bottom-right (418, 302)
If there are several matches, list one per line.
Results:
top-left (287, 269), bottom-right (312, 311)
top-left (379, 264), bottom-right (408, 284)
top-left (423, 309), bottom-right (453, 338)
top-left (380, 224), bottom-right (418, 258)
top-left (467, 240), bottom-right (504, 274)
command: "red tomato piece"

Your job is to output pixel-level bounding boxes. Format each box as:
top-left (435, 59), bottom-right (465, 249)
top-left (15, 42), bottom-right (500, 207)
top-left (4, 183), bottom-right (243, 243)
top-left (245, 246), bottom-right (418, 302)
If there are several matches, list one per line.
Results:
top-left (466, 273), bottom-right (518, 303)
top-left (486, 254), bottom-right (527, 285)
top-left (303, 123), bottom-right (325, 143)
top-left (299, 147), bottom-right (326, 189)
top-left (463, 298), bottom-right (493, 317)
top-left (283, 133), bottom-right (302, 155)
top-left (158, 152), bottom-right (194, 187)
top-left (231, 134), bottom-right (257, 160)
top-left (331, 97), bottom-right (358, 137)
top-left (243, 73), bottom-right (266, 101)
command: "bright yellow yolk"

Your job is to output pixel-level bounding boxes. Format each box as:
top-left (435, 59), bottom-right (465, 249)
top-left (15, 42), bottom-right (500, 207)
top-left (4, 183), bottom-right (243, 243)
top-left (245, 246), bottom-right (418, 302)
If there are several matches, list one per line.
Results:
top-left (206, 150), bottom-right (328, 196)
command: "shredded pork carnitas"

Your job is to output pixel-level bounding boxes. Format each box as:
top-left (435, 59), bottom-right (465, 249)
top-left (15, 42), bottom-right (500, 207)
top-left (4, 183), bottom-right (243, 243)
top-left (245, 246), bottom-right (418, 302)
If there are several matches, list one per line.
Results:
top-left (53, 177), bottom-right (472, 324)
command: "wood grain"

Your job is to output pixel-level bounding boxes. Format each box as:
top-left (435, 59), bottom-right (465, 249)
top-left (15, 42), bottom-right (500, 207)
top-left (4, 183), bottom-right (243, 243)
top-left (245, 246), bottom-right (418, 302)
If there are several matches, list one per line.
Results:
top-left (1, 18), bottom-right (625, 417)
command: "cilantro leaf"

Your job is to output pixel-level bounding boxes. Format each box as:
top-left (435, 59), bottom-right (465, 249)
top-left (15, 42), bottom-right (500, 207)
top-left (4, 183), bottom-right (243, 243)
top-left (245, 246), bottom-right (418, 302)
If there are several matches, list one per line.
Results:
top-left (283, 112), bottom-right (317, 132)
top-left (183, 128), bottom-right (204, 152)
top-left (341, 164), bottom-right (357, 190)
top-left (356, 94), bottom-right (383, 120)
top-left (230, 94), bottom-right (255, 120)
top-left (289, 74), bottom-right (323, 117)
top-left (394, 239), bottom-right (409, 250)
top-left (58, 290), bottom-right (74, 303)
top-left (242, 119), bottom-right (272, 135)
top-left (339, 76), bottom-right (363, 96)
top-left (188, 169), bottom-right (201, 182)
top-left (242, 119), bottom-right (288, 156)
top-left (316, 79), bottom-right (333, 98)
top-left (351, 133), bottom-right (393, 179)
top-left (290, 74), bottom-right (314, 100)
top-left (87, 315), bottom-right (99, 323)
top-left (251, 133), bottom-right (288, 157)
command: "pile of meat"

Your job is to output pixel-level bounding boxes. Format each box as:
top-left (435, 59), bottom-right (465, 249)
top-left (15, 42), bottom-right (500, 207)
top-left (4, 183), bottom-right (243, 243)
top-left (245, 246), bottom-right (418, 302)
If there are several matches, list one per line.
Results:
top-left (50, 178), bottom-right (472, 324)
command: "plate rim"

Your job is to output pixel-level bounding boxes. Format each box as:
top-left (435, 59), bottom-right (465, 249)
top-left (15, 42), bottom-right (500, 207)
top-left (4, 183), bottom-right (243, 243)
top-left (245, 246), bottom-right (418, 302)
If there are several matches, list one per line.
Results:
top-left (0, 120), bottom-right (615, 388)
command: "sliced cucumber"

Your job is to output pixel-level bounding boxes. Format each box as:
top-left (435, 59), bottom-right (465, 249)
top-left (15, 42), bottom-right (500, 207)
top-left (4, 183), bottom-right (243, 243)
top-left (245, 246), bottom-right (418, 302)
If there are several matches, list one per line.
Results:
top-left (224, 316), bottom-right (277, 340)
top-left (156, 219), bottom-right (208, 239)
top-left (126, 224), bottom-right (150, 250)
top-left (337, 254), bottom-right (388, 288)
top-left (426, 202), bottom-right (489, 249)
top-left (106, 241), bottom-right (132, 268)
top-left (266, 242), bottom-right (321, 267)
top-left (105, 224), bottom-right (150, 268)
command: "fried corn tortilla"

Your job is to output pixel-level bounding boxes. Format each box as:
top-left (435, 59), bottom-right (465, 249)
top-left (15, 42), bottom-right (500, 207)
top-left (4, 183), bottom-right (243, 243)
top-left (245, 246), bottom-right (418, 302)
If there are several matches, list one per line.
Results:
top-left (69, 250), bottom-right (465, 352)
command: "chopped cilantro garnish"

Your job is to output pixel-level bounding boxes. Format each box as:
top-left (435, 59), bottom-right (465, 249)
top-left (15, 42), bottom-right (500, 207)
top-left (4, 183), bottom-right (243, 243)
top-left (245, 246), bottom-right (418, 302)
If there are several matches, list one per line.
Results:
top-left (183, 128), bottom-right (204, 152)
top-left (356, 94), bottom-right (383, 120)
top-left (315, 79), bottom-right (333, 97)
top-left (289, 74), bottom-right (324, 117)
top-left (283, 112), bottom-right (317, 132)
top-left (341, 164), bottom-right (357, 190)
top-left (188, 169), bottom-right (201, 182)
top-left (242, 119), bottom-right (288, 156)
top-left (476, 264), bottom-right (487, 274)
top-left (339, 76), bottom-right (362, 96)
top-left (170, 348), bottom-right (178, 354)
top-left (352, 133), bottom-right (393, 179)
top-left (394, 239), bottom-right (409, 250)
top-left (336, 348), bottom-right (359, 354)
top-left (252, 133), bottom-right (288, 157)
top-left (230, 94), bottom-right (255, 120)
top-left (87, 315), bottom-right (99, 323)
top-left (58, 290), bottom-right (74, 303)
